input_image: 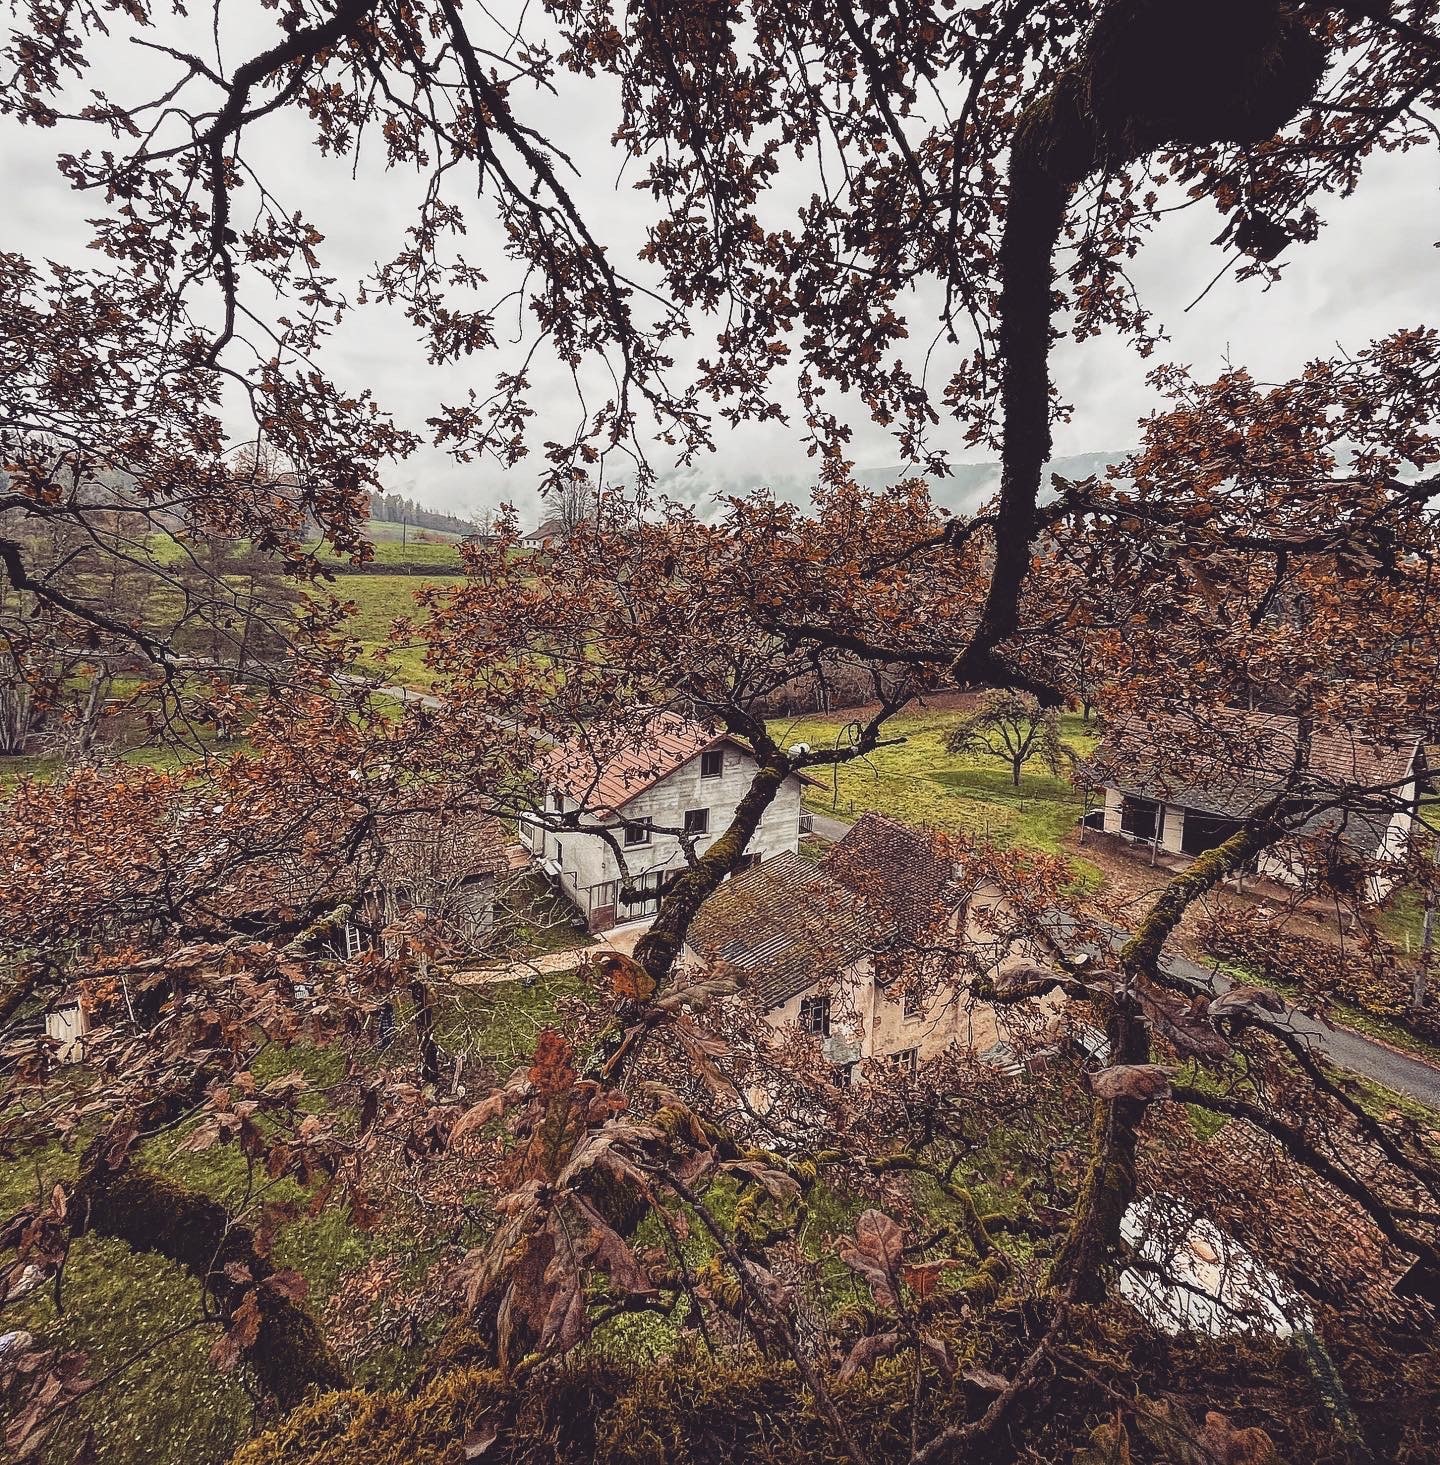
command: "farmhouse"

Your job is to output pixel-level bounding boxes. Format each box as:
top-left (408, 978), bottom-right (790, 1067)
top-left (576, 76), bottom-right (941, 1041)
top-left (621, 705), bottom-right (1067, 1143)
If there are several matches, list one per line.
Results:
top-left (522, 712), bottom-right (814, 931)
top-left (1084, 709), bottom-right (1427, 900)
top-left (518, 514), bottom-right (567, 550)
top-left (685, 812), bottom-right (1056, 1079)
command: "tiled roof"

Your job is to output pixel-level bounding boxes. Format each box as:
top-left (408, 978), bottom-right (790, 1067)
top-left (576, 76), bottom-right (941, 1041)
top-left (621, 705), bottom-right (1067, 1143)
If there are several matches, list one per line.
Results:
top-left (540, 711), bottom-right (819, 816)
top-left (688, 850), bottom-right (879, 1006)
top-left (1086, 708), bottom-right (1423, 856)
top-left (688, 816), bottom-right (964, 1008)
top-left (541, 712), bottom-right (731, 815)
top-left (523, 515), bottom-right (567, 541)
top-left (823, 812), bottom-right (963, 940)
top-left (1203, 1119), bottom-right (1431, 1316)
top-left (208, 801), bottom-right (508, 919)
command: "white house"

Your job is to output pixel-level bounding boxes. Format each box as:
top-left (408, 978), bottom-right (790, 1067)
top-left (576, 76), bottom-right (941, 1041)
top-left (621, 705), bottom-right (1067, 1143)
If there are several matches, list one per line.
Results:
top-left (1085, 709), bottom-right (1428, 902)
top-left (520, 712), bottom-right (814, 931)
top-left (684, 812), bottom-right (1063, 1082)
top-left (519, 514), bottom-right (566, 551)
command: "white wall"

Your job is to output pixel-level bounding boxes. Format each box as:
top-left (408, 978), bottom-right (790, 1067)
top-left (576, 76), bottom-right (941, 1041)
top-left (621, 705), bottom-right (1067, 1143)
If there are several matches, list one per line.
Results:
top-left (531, 743), bottom-right (806, 926)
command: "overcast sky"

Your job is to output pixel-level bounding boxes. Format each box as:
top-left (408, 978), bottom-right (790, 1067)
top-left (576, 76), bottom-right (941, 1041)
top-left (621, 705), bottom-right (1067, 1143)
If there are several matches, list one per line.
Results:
top-left (4, 5), bottom-right (1435, 523)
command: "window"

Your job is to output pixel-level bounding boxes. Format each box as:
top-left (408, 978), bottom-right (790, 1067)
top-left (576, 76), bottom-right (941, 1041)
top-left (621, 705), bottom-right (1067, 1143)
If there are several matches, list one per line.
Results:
top-left (700, 747), bottom-right (724, 779)
top-left (799, 995), bottom-right (831, 1037)
top-left (903, 985), bottom-right (923, 1019)
top-left (890, 1047), bottom-right (918, 1077)
top-left (683, 808), bottom-right (710, 837)
top-left (623, 821), bottom-right (650, 847)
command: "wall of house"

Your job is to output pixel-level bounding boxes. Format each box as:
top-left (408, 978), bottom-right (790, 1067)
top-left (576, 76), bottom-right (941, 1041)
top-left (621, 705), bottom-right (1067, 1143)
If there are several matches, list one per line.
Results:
top-left (1102, 786), bottom-right (1125, 836)
top-left (737, 883), bottom-right (1055, 1075)
top-left (535, 744), bottom-right (806, 929)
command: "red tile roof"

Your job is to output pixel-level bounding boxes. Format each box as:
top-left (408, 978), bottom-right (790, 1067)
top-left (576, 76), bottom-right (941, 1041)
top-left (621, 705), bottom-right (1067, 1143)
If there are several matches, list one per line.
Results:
top-left (540, 712), bottom-right (819, 815)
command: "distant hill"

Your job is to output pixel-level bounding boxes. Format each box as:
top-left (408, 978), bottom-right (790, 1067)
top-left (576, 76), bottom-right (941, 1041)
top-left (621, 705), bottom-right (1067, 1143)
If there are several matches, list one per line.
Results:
top-left (367, 491), bottom-right (481, 539)
top-left (649, 451), bottom-right (1127, 518)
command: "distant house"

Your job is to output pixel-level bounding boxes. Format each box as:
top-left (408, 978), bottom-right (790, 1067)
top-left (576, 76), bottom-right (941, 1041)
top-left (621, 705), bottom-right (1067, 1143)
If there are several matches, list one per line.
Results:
top-left (521, 712), bottom-right (815, 932)
top-left (519, 515), bottom-right (567, 551)
top-left (1084, 709), bottom-right (1427, 900)
top-left (44, 995), bottom-right (88, 1064)
top-left (685, 812), bottom-right (1057, 1081)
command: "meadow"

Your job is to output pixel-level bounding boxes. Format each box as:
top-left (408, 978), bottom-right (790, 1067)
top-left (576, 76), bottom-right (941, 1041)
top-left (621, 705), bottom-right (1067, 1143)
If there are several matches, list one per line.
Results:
top-left (766, 703), bottom-right (1100, 860)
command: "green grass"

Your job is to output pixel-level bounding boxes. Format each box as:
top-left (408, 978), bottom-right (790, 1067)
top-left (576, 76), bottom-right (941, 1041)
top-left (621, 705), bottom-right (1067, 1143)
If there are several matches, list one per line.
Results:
top-left (0, 973), bottom-right (594, 1464)
top-left (309, 533), bottom-right (463, 570)
top-left (768, 706), bottom-right (1099, 867)
top-left (325, 572), bottom-right (464, 687)
top-left (433, 967), bottom-right (592, 1066)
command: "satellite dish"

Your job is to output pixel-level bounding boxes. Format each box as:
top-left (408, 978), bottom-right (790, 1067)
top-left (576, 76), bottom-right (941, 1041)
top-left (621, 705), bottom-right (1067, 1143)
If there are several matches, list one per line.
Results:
top-left (789, 742), bottom-right (810, 757)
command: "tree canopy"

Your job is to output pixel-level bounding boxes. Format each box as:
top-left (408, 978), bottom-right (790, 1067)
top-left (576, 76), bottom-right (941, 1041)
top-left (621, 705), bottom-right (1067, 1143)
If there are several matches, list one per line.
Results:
top-left (2, 3), bottom-right (1440, 1464)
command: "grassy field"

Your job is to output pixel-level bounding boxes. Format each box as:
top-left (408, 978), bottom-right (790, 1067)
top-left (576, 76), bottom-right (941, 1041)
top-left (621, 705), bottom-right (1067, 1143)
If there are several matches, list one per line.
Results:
top-left (767, 704), bottom-right (1099, 860)
top-left (326, 571), bottom-right (464, 687)
top-left (0, 968), bottom-right (588, 1465)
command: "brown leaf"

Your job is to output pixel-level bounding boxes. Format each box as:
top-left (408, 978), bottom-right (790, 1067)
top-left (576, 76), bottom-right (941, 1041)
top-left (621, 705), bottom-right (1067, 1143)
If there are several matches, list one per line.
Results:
top-left (450, 1090), bottom-right (509, 1143)
top-left (593, 952), bottom-right (655, 1002)
top-left (1089, 1064), bottom-right (1174, 1103)
top-left (838, 1209), bottom-right (905, 1308)
top-left (229, 1289), bottom-right (263, 1350)
top-left (264, 1267), bottom-right (309, 1303)
top-left (528, 1029), bottom-right (576, 1097)
top-left (902, 1258), bottom-right (959, 1300)
top-left (1135, 1400), bottom-right (1278, 1465)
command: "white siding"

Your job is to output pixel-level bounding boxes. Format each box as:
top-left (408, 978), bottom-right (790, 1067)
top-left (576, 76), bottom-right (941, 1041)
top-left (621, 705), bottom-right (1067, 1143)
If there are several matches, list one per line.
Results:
top-left (537, 744), bottom-right (807, 926)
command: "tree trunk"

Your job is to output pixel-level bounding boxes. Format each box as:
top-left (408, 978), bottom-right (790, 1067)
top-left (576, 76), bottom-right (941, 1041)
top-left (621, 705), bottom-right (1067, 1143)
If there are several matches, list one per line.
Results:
top-left (72, 1158), bottom-right (346, 1409)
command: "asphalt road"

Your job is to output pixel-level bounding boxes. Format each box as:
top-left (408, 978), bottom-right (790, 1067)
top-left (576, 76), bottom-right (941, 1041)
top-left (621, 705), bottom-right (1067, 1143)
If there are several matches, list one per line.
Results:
top-left (1159, 944), bottom-right (1440, 1111)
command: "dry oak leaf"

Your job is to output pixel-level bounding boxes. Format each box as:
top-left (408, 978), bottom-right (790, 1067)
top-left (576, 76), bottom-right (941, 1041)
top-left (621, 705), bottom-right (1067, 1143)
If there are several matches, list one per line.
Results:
top-left (838, 1209), bottom-right (905, 1308)
top-left (1089, 1064), bottom-right (1175, 1103)
top-left (593, 952), bottom-right (655, 1002)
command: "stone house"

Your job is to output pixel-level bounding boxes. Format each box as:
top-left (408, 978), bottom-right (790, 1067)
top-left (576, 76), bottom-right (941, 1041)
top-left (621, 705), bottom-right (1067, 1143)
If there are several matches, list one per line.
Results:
top-left (521, 712), bottom-right (815, 932)
top-left (684, 812), bottom-right (1055, 1081)
top-left (1084, 709), bottom-right (1427, 901)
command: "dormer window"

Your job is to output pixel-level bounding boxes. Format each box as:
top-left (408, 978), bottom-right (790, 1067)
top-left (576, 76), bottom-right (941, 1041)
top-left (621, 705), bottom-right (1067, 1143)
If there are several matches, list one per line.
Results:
top-left (700, 747), bottom-right (724, 779)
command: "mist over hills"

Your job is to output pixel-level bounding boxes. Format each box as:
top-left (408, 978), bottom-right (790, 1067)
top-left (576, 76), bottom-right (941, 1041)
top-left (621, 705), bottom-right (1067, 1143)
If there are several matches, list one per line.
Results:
top-left (644, 450), bottom-right (1125, 520)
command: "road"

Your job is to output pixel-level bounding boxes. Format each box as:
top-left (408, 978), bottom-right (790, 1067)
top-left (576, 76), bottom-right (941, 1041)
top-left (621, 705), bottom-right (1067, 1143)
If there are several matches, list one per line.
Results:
top-left (1158, 944), bottom-right (1440, 1110)
top-left (809, 806), bottom-right (1440, 1110)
